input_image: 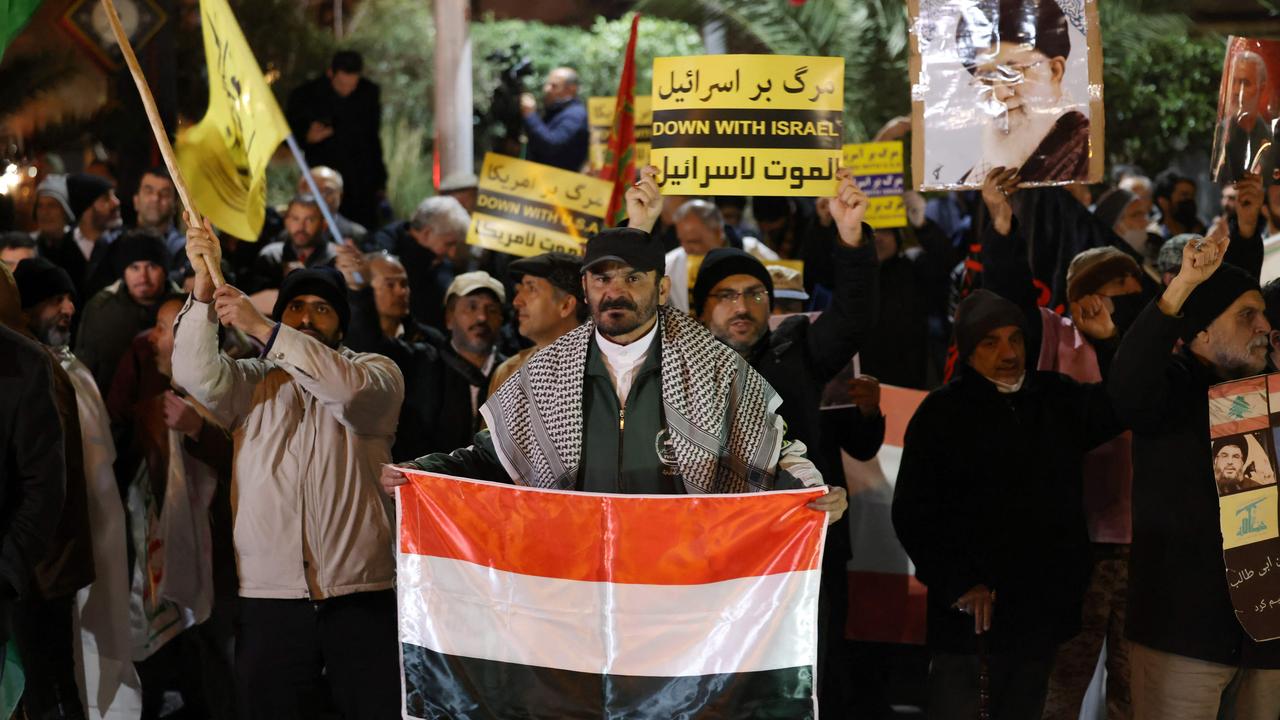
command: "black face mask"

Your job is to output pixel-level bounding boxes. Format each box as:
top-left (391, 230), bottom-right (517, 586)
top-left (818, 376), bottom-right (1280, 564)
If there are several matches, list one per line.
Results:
top-left (1108, 292), bottom-right (1148, 338)
top-left (1172, 198), bottom-right (1200, 228)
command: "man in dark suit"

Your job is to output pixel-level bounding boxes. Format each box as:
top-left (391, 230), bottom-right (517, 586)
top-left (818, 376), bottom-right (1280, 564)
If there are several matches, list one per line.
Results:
top-left (286, 51), bottom-right (388, 229)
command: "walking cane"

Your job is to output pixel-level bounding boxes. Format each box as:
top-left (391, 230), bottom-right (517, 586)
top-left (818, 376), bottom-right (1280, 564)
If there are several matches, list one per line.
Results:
top-left (977, 631), bottom-right (991, 720)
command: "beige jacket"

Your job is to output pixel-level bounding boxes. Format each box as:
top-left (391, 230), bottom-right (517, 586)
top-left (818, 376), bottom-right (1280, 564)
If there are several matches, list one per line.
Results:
top-left (173, 298), bottom-right (404, 600)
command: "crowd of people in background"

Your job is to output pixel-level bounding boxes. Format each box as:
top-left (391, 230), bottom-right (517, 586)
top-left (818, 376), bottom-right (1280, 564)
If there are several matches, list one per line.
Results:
top-left (3, 48), bottom-right (1280, 720)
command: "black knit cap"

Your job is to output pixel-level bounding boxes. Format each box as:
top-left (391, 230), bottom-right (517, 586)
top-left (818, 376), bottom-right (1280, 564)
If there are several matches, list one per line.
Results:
top-left (509, 251), bottom-right (584, 302)
top-left (1179, 262), bottom-right (1260, 343)
top-left (272, 266), bottom-right (351, 335)
top-left (112, 232), bottom-right (169, 277)
top-left (691, 247), bottom-right (774, 316)
top-left (13, 257), bottom-right (76, 310)
top-left (66, 173), bottom-right (114, 221)
top-left (953, 289), bottom-right (1026, 361)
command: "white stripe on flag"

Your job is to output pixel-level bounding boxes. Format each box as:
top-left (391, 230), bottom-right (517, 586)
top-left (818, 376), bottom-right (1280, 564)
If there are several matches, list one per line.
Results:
top-left (398, 553), bottom-right (820, 678)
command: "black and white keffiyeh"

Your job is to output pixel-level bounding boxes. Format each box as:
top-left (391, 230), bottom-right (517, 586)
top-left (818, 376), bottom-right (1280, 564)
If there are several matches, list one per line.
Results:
top-left (480, 308), bottom-right (787, 494)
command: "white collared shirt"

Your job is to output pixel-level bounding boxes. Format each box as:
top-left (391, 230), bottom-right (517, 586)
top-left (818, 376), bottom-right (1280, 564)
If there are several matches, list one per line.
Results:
top-left (73, 226), bottom-right (95, 260)
top-left (594, 321), bottom-right (658, 406)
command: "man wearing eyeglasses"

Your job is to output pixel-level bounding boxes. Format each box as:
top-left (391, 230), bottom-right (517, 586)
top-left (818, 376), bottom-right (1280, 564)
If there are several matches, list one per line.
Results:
top-left (955, 0), bottom-right (1090, 184)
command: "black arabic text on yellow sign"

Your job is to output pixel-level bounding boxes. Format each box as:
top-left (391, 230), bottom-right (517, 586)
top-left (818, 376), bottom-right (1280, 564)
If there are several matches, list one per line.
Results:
top-left (650, 54), bottom-right (844, 197)
top-left (843, 142), bottom-right (907, 230)
top-left (588, 96), bottom-right (652, 171)
top-left (467, 153), bottom-right (613, 258)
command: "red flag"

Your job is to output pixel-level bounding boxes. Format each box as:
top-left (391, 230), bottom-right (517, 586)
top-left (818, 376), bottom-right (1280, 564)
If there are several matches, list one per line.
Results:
top-left (602, 14), bottom-right (641, 227)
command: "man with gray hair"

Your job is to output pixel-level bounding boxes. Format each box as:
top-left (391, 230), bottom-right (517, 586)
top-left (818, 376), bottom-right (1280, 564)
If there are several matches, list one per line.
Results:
top-left (1217, 49), bottom-right (1274, 184)
top-left (372, 195), bottom-right (471, 330)
top-left (654, 199), bottom-right (778, 312)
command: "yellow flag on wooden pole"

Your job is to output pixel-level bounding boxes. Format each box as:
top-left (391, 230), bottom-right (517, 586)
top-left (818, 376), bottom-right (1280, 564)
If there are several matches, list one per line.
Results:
top-left (176, 0), bottom-right (288, 241)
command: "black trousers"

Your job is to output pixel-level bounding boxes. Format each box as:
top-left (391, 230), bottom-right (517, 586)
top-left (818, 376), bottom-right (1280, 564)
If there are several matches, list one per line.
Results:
top-left (14, 593), bottom-right (84, 720)
top-left (928, 650), bottom-right (1055, 720)
top-left (236, 589), bottom-right (400, 720)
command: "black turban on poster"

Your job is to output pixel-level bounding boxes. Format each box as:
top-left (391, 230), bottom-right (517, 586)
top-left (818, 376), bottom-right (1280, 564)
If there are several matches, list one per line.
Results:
top-left (955, 0), bottom-right (1072, 73)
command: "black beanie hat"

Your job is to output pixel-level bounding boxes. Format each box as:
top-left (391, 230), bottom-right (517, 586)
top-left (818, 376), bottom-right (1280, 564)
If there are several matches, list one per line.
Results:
top-left (691, 247), bottom-right (774, 316)
top-left (66, 173), bottom-right (114, 221)
top-left (112, 232), bottom-right (169, 277)
top-left (272, 266), bottom-right (351, 335)
top-left (13, 257), bottom-right (77, 310)
top-left (1179, 263), bottom-right (1259, 343)
top-left (953, 289), bottom-right (1026, 361)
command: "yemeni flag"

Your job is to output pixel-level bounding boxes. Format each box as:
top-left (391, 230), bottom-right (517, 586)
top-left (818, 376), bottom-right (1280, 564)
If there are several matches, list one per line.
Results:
top-left (601, 14), bottom-right (641, 227)
top-left (1, 0), bottom-right (42, 59)
top-left (395, 470), bottom-right (827, 718)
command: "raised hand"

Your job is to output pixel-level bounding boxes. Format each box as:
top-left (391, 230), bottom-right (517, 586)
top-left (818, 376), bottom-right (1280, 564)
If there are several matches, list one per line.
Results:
top-left (625, 165), bottom-right (663, 233)
top-left (213, 284), bottom-right (275, 343)
top-left (1235, 171), bottom-right (1263, 238)
top-left (981, 166), bottom-right (1019, 237)
top-left (335, 239), bottom-right (369, 291)
top-left (183, 211), bottom-right (223, 303)
top-left (830, 168), bottom-right (868, 247)
top-left (1070, 293), bottom-right (1117, 341)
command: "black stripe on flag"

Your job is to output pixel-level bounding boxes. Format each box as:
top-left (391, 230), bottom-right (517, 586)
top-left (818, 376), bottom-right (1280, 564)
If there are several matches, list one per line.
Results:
top-left (650, 108), bottom-right (843, 151)
top-left (474, 190), bottom-right (603, 237)
top-left (402, 643), bottom-right (815, 719)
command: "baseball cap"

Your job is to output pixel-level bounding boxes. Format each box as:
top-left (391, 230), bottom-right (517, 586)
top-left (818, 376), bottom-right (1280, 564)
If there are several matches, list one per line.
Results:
top-left (444, 270), bottom-right (506, 306)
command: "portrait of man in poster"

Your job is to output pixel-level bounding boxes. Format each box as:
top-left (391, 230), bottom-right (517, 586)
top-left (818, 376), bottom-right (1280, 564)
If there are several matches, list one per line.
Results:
top-left (913, 0), bottom-right (1100, 189)
top-left (955, 0), bottom-right (1090, 183)
top-left (1212, 42), bottom-right (1277, 185)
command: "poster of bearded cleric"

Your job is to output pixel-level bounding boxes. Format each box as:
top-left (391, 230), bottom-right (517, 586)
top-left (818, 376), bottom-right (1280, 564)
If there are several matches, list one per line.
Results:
top-left (909, 0), bottom-right (1105, 190)
top-left (1210, 37), bottom-right (1280, 185)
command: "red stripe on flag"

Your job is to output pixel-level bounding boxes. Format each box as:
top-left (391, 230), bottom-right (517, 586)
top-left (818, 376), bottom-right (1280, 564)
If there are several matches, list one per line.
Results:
top-left (602, 14), bottom-right (640, 227)
top-left (398, 471), bottom-right (826, 585)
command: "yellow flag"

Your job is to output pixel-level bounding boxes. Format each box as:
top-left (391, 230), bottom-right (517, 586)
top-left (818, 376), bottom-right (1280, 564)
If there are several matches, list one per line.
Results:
top-left (176, 0), bottom-right (289, 240)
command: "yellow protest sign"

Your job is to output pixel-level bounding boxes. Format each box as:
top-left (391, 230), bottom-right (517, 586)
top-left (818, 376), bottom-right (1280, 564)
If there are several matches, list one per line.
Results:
top-left (175, 0), bottom-right (289, 241)
top-left (844, 142), bottom-right (906, 230)
top-left (650, 55), bottom-right (843, 197)
top-left (467, 153), bottom-right (613, 258)
top-left (588, 96), bottom-right (652, 171)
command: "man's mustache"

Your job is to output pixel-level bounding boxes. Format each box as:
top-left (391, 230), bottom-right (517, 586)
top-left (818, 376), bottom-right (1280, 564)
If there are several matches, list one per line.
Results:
top-left (468, 322), bottom-right (493, 334)
top-left (600, 298), bottom-right (637, 312)
top-left (729, 312), bottom-right (756, 325)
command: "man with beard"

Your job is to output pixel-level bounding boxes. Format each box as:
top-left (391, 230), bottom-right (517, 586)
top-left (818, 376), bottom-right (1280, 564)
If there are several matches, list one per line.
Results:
top-left (75, 232), bottom-right (180, 392)
top-left (175, 223), bottom-right (405, 718)
top-left (1109, 230), bottom-right (1280, 716)
top-left (1212, 437), bottom-right (1272, 495)
top-left (1, 260), bottom-right (97, 720)
top-left (244, 194), bottom-right (335, 294)
top-left (42, 173), bottom-right (124, 302)
top-left (442, 272), bottom-right (506, 429)
top-left (1216, 51), bottom-right (1275, 185)
top-left (955, 0), bottom-right (1090, 184)
top-left (381, 192), bottom-right (844, 519)
top-left (32, 175), bottom-right (73, 246)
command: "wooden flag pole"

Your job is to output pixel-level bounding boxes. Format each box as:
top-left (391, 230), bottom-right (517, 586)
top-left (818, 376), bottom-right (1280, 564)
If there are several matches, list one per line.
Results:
top-left (98, 0), bottom-right (225, 287)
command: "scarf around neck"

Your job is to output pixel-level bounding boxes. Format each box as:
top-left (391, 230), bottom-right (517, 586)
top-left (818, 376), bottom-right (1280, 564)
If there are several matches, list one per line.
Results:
top-left (480, 307), bottom-right (786, 494)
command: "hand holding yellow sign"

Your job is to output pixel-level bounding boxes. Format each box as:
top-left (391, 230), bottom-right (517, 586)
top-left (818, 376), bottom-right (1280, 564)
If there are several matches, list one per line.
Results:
top-left (843, 142), bottom-right (907, 230)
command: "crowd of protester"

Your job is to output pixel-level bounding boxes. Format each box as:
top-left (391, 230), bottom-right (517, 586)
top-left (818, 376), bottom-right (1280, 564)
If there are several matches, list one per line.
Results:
top-left (4, 51), bottom-right (1280, 720)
